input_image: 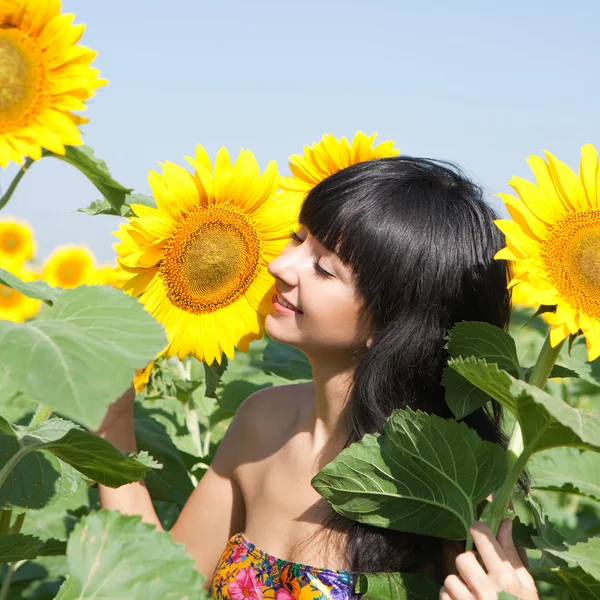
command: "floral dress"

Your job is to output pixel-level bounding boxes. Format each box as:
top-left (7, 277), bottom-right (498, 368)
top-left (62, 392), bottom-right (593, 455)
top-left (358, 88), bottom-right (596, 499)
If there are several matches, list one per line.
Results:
top-left (210, 532), bottom-right (362, 600)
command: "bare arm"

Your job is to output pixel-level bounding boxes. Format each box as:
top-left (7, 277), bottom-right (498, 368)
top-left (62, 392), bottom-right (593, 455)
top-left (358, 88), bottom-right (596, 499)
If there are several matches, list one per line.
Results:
top-left (93, 384), bottom-right (250, 591)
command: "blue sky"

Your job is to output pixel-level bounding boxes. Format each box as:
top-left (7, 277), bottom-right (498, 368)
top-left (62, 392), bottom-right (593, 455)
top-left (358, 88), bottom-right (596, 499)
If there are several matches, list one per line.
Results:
top-left (3, 0), bottom-right (599, 264)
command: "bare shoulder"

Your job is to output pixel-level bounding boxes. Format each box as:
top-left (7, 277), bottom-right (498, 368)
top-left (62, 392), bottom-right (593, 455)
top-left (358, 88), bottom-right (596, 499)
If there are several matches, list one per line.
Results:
top-left (219, 381), bottom-right (312, 474)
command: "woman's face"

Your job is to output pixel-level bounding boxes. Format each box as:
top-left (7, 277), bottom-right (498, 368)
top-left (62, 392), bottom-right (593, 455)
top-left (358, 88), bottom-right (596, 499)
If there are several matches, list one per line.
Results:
top-left (265, 225), bottom-right (371, 359)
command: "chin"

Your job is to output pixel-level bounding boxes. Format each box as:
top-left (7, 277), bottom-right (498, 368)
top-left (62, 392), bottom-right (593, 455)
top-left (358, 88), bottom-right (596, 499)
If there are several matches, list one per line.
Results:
top-left (265, 313), bottom-right (301, 347)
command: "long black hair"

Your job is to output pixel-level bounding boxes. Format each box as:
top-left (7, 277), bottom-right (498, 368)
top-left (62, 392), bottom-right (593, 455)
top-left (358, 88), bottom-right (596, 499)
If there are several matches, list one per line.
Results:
top-left (297, 156), bottom-right (518, 584)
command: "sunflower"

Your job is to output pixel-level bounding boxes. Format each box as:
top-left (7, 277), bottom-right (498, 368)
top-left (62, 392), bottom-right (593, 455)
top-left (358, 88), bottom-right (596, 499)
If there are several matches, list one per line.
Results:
top-left (90, 263), bottom-right (130, 288)
top-left (0, 217), bottom-right (35, 264)
top-left (279, 131), bottom-right (399, 203)
top-left (0, 262), bottom-right (40, 321)
top-left (495, 144), bottom-right (600, 361)
top-left (0, 0), bottom-right (107, 167)
top-left (113, 144), bottom-right (300, 364)
top-left (133, 361), bottom-right (154, 393)
top-left (42, 245), bottom-right (95, 288)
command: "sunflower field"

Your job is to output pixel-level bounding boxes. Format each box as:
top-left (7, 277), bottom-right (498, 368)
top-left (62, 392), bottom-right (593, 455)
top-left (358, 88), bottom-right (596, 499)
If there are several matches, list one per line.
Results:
top-left (1, 2), bottom-right (600, 599)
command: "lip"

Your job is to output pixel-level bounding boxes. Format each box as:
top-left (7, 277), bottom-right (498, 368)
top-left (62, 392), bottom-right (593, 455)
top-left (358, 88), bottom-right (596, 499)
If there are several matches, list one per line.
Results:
top-left (272, 290), bottom-right (302, 314)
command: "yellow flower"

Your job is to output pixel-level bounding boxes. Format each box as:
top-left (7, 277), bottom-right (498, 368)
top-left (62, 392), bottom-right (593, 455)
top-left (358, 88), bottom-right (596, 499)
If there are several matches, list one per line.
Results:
top-left (0, 0), bottom-right (107, 167)
top-left (0, 262), bottom-right (40, 321)
top-left (90, 263), bottom-right (130, 288)
top-left (133, 361), bottom-right (154, 393)
top-left (279, 132), bottom-right (399, 203)
top-left (0, 217), bottom-right (35, 264)
top-left (113, 144), bottom-right (300, 364)
top-left (42, 245), bottom-right (95, 288)
top-left (495, 144), bottom-right (600, 361)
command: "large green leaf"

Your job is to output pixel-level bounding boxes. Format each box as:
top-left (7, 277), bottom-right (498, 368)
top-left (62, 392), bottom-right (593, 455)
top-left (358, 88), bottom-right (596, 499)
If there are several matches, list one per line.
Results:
top-left (446, 321), bottom-right (521, 376)
top-left (0, 416), bottom-right (160, 513)
top-left (443, 321), bottom-right (520, 419)
top-left (0, 267), bottom-right (59, 305)
top-left (449, 356), bottom-right (600, 453)
top-left (355, 572), bottom-right (440, 600)
top-left (43, 146), bottom-right (132, 214)
top-left (0, 417), bottom-right (80, 511)
top-left (312, 409), bottom-right (506, 540)
top-left (54, 510), bottom-right (208, 599)
top-left (528, 448), bottom-right (600, 501)
top-left (0, 285), bottom-right (167, 430)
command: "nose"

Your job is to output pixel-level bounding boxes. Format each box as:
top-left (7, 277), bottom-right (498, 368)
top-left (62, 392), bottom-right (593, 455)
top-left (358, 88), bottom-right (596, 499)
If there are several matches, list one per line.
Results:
top-left (267, 245), bottom-right (299, 289)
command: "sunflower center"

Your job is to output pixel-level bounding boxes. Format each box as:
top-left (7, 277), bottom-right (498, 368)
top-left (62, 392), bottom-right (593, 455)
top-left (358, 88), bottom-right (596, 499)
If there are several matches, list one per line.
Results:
top-left (540, 209), bottom-right (600, 320)
top-left (57, 263), bottom-right (84, 286)
top-left (0, 26), bottom-right (44, 130)
top-left (159, 206), bottom-right (261, 314)
top-left (0, 232), bottom-right (18, 252)
top-left (0, 283), bottom-right (20, 308)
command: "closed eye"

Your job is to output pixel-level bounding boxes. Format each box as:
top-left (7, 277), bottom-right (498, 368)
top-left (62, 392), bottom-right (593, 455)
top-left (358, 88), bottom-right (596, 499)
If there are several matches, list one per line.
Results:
top-left (290, 230), bottom-right (334, 278)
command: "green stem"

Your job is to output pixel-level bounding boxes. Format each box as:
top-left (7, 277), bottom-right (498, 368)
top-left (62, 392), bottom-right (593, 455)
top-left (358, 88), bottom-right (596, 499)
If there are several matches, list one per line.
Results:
top-left (485, 331), bottom-right (565, 535)
top-left (175, 358), bottom-right (204, 459)
top-left (0, 512), bottom-right (25, 600)
top-left (29, 404), bottom-right (53, 427)
top-left (0, 158), bottom-right (34, 212)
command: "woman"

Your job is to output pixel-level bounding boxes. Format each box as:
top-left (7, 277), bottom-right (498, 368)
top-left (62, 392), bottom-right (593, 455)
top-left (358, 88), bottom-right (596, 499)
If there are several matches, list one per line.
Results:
top-left (95, 156), bottom-right (539, 600)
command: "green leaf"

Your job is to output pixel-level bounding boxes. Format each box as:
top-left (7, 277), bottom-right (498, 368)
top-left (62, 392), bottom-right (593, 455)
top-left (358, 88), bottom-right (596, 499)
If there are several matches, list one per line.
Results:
top-left (312, 408), bottom-right (506, 540)
top-left (54, 510), bottom-right (208, 599)
top-left (446, 321), bottom-right (521, 376)
top-left (203, 355), bottom-right (228, 400)
top-left (0, 416), bottom-right (160, 514)
top-left (0, 285), bottom-right (167, 430)
top-left (548, 566), bottom-right (600, 600)
top-left (443, 322), bottom-right (520, 419)
top-left (0, 416), bottom-right (81, 511)
top-left (528, 448), bottom-right (600, 501)
top-left (0, 267), bottom-right (59, 306)
top-left (355, 572), bottom-right (440, 600)
top-left (75, 193), bottom-right (157, 218)
top-left (0, 533), bottom-right (44, 563)
top-left (442, 365), bottom-right (493, 420)
top-left (559, 338), bottom-right (600, 390)
top-left (43, 145), bottom-right (132, 214)
top-left (544, 537), bottom-right (600, 581)
top-left (133, 411), bottom-right (194, 505)
top-left (449, 356), bottom-right (600, 453)
top-left (261, 338), bottom-right (313, 380)
top-left (497, 594), bottom-right (519, 600)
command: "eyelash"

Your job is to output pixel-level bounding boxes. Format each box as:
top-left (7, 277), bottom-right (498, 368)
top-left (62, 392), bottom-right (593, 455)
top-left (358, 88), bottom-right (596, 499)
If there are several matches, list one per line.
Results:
top-left (289, 230), bottom-right (333, 279)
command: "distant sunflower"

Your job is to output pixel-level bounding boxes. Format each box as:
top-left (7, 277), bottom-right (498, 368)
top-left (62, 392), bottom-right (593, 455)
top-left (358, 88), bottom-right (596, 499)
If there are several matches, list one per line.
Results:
top-left (90, 263), bottom-right (129, 288)
top-left (495, 144), bottom-right (600, 361)
top-left (42, 245), bottom-right (95, 288)
top-left (279, 132), bottom-right (399, 203)
top-left (133, 361), bottom-right (154, 393)
top-left (114, 145), bottom-right (300, 364)
top-left (0, 0), bottom-right (107, 167)
top-left (0, 262), bottom-right (40, 321)
top-left (0, 217), bottom-right (35, 264)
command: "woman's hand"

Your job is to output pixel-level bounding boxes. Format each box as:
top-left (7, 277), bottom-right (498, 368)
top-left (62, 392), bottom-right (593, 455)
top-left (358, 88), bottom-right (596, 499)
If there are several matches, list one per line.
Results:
top-left (440, 518), bottom-right (538, 600)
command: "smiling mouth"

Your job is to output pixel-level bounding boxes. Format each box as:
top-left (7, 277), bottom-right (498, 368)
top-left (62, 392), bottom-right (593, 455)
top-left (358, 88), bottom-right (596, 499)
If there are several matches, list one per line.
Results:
top-left (275, 293), bottom-right (302, 312)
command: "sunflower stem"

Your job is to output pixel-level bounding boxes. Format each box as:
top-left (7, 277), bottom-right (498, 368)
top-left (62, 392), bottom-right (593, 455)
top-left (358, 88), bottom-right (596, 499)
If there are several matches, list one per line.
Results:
top-left (0, 158), bottom-right (34, 212)
top-left (175, 358), bottom-right (204, 459)
top-left (484, 331), bottom-right (564, 535)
